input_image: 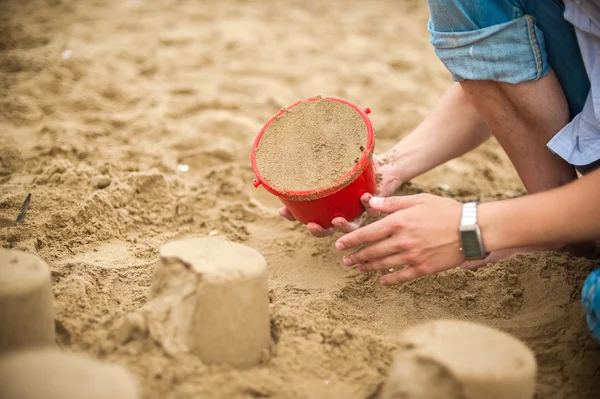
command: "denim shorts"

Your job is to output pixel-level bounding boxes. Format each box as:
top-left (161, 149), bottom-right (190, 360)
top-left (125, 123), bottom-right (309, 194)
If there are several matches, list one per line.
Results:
top-left (427, 0), bottom-right (591, 119)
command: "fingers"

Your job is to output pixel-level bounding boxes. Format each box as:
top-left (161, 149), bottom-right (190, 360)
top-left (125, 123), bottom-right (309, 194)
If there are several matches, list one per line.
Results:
top-left (279, 208), bottom-right (351, 238)
top-left (372, 154), bottom-right (383, 168)
top-left (331, 217), bottom-right (360, 234)
top-left (278, 207), bottom-right (296, 221)
top-left (460, 258), bottom-right (492, 270)
top-left (343, 237), bottom-right (405, 266)
top-left (307, 222), bottom-right (336, 238)
top-left (352, 252), bottom-right (412, 271)
top-left (335, 217), bottom-right (394, 250)
top-left (368, 195), bottom-right (425, 214)
top-left (354, 254), bottom-right (431, 286)
top-left (361, 193), bottom-right (381, 219)
top-left (379, 266), bottom-right (429, 286)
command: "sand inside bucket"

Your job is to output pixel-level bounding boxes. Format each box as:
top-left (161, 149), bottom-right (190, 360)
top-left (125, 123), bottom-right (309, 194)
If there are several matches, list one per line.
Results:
top-left (255, 98), bottom-right (368, 192)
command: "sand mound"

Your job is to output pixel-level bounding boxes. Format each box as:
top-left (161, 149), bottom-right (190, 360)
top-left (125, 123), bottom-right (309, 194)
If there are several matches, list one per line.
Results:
top-left (1, 0), bottom-right (598, 398)
top-left (0, 349), bottom-right (139, 399)
top-left (380, 319), bottom-right (537, 399)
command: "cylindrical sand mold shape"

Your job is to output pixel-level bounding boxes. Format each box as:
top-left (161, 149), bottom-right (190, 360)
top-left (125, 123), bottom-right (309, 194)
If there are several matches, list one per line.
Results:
top-left (0, 249), bottom-right (55, 354)
top-left (154, 237), bottom-right (270, 368)
top-left (0, 349), bottom-right (139, 399)
top-left (380, 320), bottom-right (537, 399)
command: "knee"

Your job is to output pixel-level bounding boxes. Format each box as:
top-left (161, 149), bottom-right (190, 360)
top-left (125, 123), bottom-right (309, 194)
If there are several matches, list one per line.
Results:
top-left (427, 0), bottom-right (474, 32)
top-left (427, 1), bottom-right (549, 85)
top-left (427, 0), bottom-right (521, 32)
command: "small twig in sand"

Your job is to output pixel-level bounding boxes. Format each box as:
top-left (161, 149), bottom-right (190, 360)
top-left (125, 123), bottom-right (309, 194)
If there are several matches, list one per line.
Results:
top-left (15, 193), bottom-right (31, 224)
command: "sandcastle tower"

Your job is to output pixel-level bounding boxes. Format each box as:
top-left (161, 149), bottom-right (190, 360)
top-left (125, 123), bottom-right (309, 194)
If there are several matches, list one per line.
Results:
top-left (0, 249), bottom-right (138, 398)
top-left (0, 349), bottom-right (139, 399)
top-left (0, 249), bottom-right (56, 354)
top-left (380, 320), bottom-right (537, 399)
top-left (149, 237), bottom-right (270, 368)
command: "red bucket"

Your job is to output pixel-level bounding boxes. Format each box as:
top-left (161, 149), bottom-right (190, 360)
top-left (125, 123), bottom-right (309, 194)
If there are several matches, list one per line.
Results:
top-left (251, 96), bottom-right (376, 228)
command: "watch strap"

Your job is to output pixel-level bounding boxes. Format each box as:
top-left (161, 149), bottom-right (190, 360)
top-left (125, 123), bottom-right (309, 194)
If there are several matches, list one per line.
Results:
top-left (459, 202), bottom-right (488, 260)
top-left (461, 202), bottom-right (478, 226)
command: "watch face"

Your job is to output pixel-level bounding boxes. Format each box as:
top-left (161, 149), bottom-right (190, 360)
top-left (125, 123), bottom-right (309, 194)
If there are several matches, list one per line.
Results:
top-left (460, 230), bottom-right (484, 258)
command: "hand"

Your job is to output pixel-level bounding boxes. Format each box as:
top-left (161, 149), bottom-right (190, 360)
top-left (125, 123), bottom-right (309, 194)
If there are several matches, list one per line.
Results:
top-left (279, 193), bottom-right (376, 237)
top-left (278, 154), bottom-right (406, 237)
top-left (335, 194), bottom-right (465, 286)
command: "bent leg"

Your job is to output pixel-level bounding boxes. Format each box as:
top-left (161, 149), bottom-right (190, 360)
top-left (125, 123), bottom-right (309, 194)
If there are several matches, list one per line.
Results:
top-left (427, 0), bottom-right (588, 193)
top-left (426, 0), bottom-right (591, 265)
top-left (461, 73), bottom-right (576, 193)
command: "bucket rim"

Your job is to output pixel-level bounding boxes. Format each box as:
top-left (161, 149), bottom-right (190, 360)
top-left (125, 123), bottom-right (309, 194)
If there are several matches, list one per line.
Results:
top-left (251, 96), bottom-right (375, 201)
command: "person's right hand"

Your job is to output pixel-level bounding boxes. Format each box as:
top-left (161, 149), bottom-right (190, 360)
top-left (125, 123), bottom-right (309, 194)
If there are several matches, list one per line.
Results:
top-left (278, 154), bottom-right (406, 237)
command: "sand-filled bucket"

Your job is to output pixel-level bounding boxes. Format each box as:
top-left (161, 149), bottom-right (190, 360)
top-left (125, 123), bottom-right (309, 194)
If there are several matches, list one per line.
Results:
top-left (251, 96), bottom-right (376, 227)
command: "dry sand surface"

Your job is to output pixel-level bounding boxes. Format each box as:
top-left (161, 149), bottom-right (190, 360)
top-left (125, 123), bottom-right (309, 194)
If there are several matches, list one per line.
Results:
top-left (1, 0), bottom-right (599, 398)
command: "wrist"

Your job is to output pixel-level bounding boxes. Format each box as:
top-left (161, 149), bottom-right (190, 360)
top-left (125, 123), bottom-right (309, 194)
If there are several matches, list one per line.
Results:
top-left (458, 202), bottom-right (489, 260)
top-left (478, 201), bottom-right (511, 252)
top-left (378, 148), bottom-right (417, 184)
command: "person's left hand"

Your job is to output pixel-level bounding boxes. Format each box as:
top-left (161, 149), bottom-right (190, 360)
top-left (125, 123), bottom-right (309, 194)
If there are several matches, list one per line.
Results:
top-left (335, 194), bottom-right (465, 286)
top-left (279, 193), bottom-right (377, 237)
top-left (278, 154), bottom-right (408, 237)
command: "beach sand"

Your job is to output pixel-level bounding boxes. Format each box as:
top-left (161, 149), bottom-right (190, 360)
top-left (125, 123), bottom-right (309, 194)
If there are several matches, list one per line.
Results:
top-left (1, 0), bottom-right (599, 398)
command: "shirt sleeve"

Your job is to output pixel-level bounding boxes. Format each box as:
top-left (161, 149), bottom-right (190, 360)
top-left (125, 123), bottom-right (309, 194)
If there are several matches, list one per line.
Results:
top-left (547, 0), bottom-right (600, 166)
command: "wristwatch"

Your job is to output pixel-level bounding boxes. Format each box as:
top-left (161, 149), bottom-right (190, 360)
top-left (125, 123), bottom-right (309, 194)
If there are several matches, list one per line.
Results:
top-left (459, 202), bottom-right (488, 260)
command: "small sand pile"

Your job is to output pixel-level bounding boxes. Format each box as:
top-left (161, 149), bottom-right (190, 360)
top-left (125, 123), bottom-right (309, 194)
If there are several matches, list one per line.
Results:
top-left (0, 350), bottom-right (139, 399)
top-left (380, 320), bottom-right (537, 399)
top-left (148, 238), bottom-right (270, 368)
top-left (0, 249), bottom-right (55, 353)
top-left (255, 98), bottom-right (368, 191)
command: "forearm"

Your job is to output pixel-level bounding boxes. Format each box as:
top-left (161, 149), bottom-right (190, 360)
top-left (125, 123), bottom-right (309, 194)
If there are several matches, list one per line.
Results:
top-left (382, 83), bottom-right (491, 181)
top-left (480, 168), bottom-right (600, 251)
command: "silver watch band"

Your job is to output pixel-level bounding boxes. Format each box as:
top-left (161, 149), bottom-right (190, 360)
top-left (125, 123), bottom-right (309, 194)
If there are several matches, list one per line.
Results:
top-left (459, 202), bottom-right (488, 260)
top-left (461, 202), bottom-right (478, 225)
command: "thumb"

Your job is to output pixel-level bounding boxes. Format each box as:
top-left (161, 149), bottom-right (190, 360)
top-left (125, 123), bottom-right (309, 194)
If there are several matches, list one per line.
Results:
top-left (369, 195), bottom-right (423, 213)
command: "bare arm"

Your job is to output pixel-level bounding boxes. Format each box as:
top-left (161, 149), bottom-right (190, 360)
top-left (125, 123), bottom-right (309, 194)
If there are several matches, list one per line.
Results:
top-left (336, 168), bottom-right (600, 286)
top-left (381, 83), bottom-right (491, 185)
top-left (480, 168), bottom-right (600, 251)
top-left (281, 83), bottom-right (492, 237)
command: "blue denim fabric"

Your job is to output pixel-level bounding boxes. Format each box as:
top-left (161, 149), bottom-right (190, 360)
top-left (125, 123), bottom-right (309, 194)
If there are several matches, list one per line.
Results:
top-left (582, 268), bottom-right (600, 343)
top-left (427, 0), bottom-right (590, 119)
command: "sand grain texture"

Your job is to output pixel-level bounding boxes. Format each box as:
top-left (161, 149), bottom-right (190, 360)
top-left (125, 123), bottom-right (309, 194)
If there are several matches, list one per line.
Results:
top-left (0, 0), bottom-right (599, 398)
top-left (256, 98), bottom-right (368, 192)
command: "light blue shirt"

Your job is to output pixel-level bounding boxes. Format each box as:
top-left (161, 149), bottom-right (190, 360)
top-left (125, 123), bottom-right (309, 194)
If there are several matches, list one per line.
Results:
top-left (548, 0), bottom-right (600, 166)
